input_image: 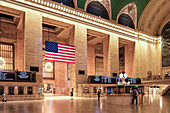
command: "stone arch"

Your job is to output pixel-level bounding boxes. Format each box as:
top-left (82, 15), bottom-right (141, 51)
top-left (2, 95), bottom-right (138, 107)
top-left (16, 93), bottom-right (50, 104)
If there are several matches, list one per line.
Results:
top-left (117, 2), bottom-right (137, 29)
top-left (138, 0), bottom-right (170, 36)
top-left (118, 14), bottom-right (135, 29)
top-left (84, 0), bottom-right (111, 20)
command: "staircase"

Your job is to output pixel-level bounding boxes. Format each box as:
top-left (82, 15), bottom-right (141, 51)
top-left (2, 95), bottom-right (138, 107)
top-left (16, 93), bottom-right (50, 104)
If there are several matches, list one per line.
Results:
top-left (162, 85), bottom-right (170, 96)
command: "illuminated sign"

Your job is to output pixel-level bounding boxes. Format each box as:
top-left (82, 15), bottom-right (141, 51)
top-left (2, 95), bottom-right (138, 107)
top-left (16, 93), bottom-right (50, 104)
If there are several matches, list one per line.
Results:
top-left (18, 72), bottom-right (29, 79)
top-left (0, 72), bottom-right (15, 81)
top-left (0, 71), bottom-right (36, 82)
top-left (88, 76), bottom-right (141, 84)
top-left (94, 76), bottom-right (100, 81)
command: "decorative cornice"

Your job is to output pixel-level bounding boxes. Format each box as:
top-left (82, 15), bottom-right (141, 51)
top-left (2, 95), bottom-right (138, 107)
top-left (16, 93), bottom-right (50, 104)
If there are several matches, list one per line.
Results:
top-left (3, 0), bottom-right (161, 43)
top-left (0, 30), bottom-right (17, 40)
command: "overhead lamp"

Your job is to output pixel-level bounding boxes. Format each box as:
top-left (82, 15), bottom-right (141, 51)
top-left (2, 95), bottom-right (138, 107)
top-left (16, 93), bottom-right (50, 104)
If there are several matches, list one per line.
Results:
top-left (119, 72), bottom-right (128, 84)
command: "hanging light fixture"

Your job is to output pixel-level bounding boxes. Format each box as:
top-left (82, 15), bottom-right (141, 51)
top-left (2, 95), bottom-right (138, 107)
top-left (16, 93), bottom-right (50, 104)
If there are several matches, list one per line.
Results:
top-left (119, 71), bottom-right (128, 84)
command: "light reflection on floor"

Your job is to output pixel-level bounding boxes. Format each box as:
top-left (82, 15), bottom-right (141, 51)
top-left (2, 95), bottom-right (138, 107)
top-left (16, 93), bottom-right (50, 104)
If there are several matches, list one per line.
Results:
top-left (0, 95), bottom-right (170, 113)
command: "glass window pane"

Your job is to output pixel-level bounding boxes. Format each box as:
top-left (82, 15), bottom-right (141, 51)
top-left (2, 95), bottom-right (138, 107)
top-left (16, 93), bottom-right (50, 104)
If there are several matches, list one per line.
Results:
top-left (0, 43), bottom-right (14, 70)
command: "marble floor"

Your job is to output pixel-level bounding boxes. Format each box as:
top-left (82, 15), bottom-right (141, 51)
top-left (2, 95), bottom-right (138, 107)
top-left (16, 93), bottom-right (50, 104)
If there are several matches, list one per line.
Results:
top-left (0, 95), bottom-right (170, 113)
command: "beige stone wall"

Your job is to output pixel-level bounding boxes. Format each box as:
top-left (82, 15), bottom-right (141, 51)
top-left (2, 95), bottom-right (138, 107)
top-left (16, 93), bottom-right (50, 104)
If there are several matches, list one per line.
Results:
top-left (24, 10), bottom-right (43, 84)
top-left (54, 62), bottom-right (69, 94)
top-left (131, 41), bottom-right (162, 78)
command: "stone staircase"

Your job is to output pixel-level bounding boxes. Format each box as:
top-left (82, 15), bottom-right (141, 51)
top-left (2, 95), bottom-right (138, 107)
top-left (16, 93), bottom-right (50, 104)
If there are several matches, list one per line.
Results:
top-left (162, 85), bottom-right (170, 96)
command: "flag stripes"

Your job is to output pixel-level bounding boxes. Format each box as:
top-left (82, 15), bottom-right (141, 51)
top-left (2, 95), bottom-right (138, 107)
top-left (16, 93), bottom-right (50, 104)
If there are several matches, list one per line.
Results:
top-left (45, 41), bottom-right (75, 64)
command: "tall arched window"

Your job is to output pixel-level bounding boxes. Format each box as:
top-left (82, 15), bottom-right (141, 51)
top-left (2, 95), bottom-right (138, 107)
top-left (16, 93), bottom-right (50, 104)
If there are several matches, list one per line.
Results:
top-left (86, 1), bottom-right (109, 20)
top-left (162, 22), bottom-right (170, 67)
top-left (118, 14), bottom-right (135, 29)
top-left (52, 0), bottom-right (74, 8)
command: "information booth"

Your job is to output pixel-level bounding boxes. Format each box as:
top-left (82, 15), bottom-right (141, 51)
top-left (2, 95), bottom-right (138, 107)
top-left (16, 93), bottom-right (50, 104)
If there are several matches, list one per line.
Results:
top-left (78, 76), bottom-right (144, 105)
top-left (0, 70), bottom-right (43, 101)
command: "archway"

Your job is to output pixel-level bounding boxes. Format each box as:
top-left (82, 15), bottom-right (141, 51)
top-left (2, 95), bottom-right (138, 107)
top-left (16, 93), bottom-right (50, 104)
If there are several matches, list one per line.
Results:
top-left (117, 2), bottom-right (137, 29)
top-left (86, 1), bottom-right (109, 20)
top-left (118, 14), bottom-right (135, 29)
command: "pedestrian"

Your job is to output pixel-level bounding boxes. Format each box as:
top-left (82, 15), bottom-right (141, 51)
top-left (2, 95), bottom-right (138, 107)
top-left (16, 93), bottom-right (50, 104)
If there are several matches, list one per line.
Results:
top-left (132, 90), bottom-right (138, 105)
top-left (70, 88), bottom-right (73, 100)
top-left (97, 90), bottom-right (101, 100)
top-left (2, 93), bottom-right (7, 102)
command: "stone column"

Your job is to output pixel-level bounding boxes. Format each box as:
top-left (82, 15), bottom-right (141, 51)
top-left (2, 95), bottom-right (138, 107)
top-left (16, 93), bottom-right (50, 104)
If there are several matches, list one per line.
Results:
top-left (103, 34), bottom-right (119, 76)
top-left (87, 45), bottom-right (95, 75)
top-left (33, 86), bottom-right (36, 95)
top-left (103, 36), bottom-right (109, 76)
top-left (155, 42), bottom-right (162, 75)
top-left (24, 10), bottom-right (43, 84)
top-left (89, 86), bottom-right (93, 97)
top-left (125, 42), bottom-right (135, 76)
top-left (4, 86), bottom-right (8, 95)
top-left (70, 24), bottom-right (87, 94)
top-left (132, 41), bottom-right (140, 78)
top-left (24, 86), bottom-right (27, 95)
top-left (15, 12), bottom-right (24, 71)
top-left (14, 86), bottom-right (18, 95)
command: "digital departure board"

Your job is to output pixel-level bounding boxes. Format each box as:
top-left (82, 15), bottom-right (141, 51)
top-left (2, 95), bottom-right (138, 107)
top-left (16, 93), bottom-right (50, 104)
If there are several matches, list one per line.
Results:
top-left (88, 76), bottom-right (141, 84)
top-left (0, 71), bottom-right (36, 82)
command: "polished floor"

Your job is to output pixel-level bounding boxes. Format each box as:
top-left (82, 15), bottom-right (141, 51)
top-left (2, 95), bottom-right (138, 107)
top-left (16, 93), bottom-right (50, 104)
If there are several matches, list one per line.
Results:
top-left (0, 95), bottom-right (170, 113)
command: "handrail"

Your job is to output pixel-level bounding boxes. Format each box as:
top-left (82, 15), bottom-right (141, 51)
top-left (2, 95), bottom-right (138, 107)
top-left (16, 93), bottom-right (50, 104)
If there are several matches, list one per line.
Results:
top-left (162, 85), bottom-right (170, 96)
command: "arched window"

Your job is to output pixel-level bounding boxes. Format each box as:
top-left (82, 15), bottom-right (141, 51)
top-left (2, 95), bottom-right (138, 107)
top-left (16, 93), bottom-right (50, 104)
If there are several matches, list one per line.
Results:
top-left (118, 14), bottom-right (135, 29)
top-left (52, 0), bottom-right (74, 8)
top-left (162, 22), bottom-right (170, 67)
top-left (86, 1), bottom-right (109, 20)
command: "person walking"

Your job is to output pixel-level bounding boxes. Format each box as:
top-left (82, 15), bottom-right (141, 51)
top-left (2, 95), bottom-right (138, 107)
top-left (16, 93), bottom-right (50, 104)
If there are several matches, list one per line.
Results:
top-left (70, 88), bottom-right (73, 100)
top-left (97, 90), bottom-right (101, 100)
top-left (2, 93), bottom-right (7, 102)
top-left (132, 90), bottom-right (138, 105)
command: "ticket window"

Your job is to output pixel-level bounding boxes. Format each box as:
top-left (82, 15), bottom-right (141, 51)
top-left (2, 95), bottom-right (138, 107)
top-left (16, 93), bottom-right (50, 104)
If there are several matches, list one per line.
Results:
top-left (43, 83), bottom-right (52, 93)
top-left (94, 87), bottom-right (97, 93)
top-left (83, 87), bottom-right (89, 93)
top-left (18, 86), bottom-right (24, 95)
top-left (0, 86), bottom-right (4, 95)
top-left (112, 88), bottom-right (117, 94)
top-left (8, 86), bottom-right (14, 95)
top-left (27, 87), bottom-right (33, 95)
top-left (38, 87), bottom-right (42, 94)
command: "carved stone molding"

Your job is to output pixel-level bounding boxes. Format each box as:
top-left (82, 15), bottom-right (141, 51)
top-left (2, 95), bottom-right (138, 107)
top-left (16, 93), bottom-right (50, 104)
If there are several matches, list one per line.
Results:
top-left (84, 0), bottom-right (111, 20)
top-left (117, 2), bottom-right (137, 29)
top-left (0, 30), bottom-right (17, 40)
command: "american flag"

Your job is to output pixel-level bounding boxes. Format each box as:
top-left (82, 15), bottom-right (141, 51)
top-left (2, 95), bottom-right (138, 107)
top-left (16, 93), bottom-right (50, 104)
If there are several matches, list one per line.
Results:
top-left (45, 41), bottom-right (75, 64)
